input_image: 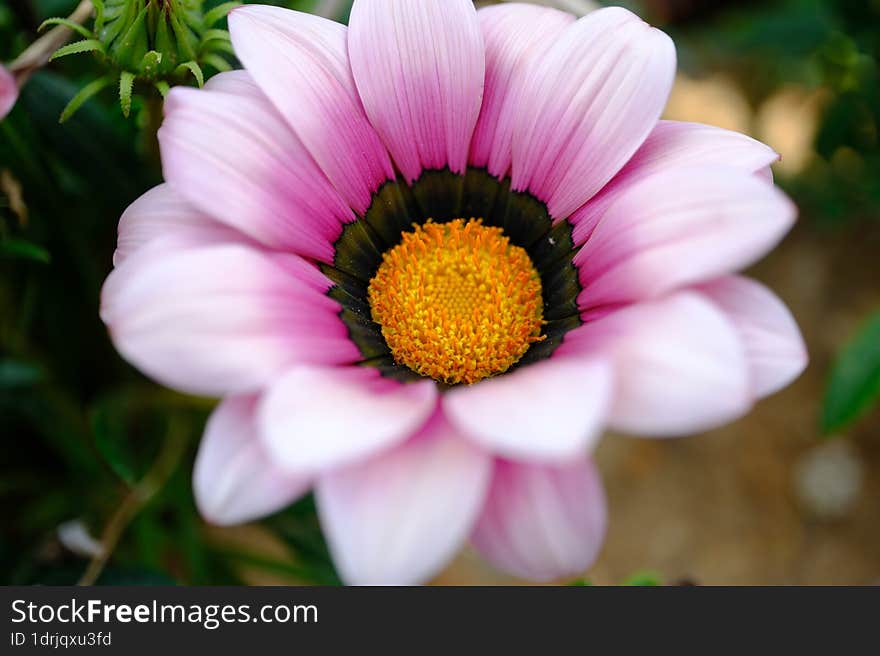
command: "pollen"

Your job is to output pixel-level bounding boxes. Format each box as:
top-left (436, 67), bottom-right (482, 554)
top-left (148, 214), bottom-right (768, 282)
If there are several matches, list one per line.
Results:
top-left (368, 218), bottom-right (545, 385)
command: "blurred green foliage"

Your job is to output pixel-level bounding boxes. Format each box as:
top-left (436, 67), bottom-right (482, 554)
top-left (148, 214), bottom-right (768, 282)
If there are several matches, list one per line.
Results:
top-left (663, 0), bottom-right (880, 224)
top-left (1, 0), bottom-right (878, 585)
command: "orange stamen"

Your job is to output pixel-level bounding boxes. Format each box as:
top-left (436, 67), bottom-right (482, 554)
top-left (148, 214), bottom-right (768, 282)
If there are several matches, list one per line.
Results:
top-left (368, 218), bottom-right (545, 385)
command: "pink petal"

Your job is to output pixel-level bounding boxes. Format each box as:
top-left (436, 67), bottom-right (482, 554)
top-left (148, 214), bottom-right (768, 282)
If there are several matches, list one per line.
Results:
top-left (194, 396), bottom-right (311, 525)
top-left (756, 165), bottom-right (775, 183)
top-left (698, 275), bottom-right (807, 398)
top-left (0, 64), bottom-right (18, 119)
top-left (159, 81), bottom-right (354, 262)
top-left (228, 6), bottom-right (395, 215)
top-left (471, 458), bottom-right (606, 582)
top-left (575, 166), bottom-right (797, 310)
top-left (511, 7), bottom-right (675, 220)
top-left (258, 365), bottom-right (437, 473)
top-left (469, 3), bottom-right (574, 177)
top-left (443, 357), bottom-right (612, 463)
top-left (348, 0), bottom-right (485, 182)
top-left (202, 68), bottom-right (263, 95)
top-left (317, 414), bottom-right (491, 585)
top-left (571, 120), bottom-right (781, 244)
top-left (100, 243), bottom-right (359, 397)
top-left (113, 184), bottom-right (248, 266)
top-left (559, 292), bottom-right (752, 436)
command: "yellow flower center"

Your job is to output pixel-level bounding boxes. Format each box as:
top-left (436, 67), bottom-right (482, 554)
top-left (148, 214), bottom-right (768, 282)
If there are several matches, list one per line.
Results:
top-left (368, 218), bottom-right (545, 385)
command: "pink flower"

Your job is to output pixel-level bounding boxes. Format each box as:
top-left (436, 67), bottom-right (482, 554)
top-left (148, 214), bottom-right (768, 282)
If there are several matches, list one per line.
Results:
top-left (100, 1), bottom-right (807, 584)
top-left (0, 64), bottom-right (18, 120)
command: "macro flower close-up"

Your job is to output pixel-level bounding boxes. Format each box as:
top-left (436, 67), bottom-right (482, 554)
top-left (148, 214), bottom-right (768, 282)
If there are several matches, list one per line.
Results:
top-left (96, 0), bottom-right (808, 585)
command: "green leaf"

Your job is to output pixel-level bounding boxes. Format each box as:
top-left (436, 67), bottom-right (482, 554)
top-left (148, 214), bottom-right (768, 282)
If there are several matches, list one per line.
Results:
top-left (0, 359), bottom-right (43, 388)
top-left (623, 570), bottom-right (663, 586)
top-left (204, 2), bottom-right (242, 27)
top-left (59, 76), bottom-right (115, 123)
top-left (139, 51), bottom-right (163, 77)
top-left (203, 39), bottom-right (236, 56)
top-left (201, 28), bottom-right (231, 44)
top-left (568, 578), bottom-right (593, 586)
top-left (203, 54), bottom-right (231, 73)
top-left (118, 71), bottom-right (135, 118)
top-left (0, 239), bottom-right (51, 263)
top-left (92, 410), bottom-right (138, 487)
top-left (49, 39), bottom-right (105, 61)
top-left (38, 17), bottom-right (95, 40)
top-left (110, 5), bottom-right (149, 71)
top-left (175, 61), bottom-right (204, 88)
top-left (822, 310), bottom-right (880, 433)
top-left (92, 0), bottom-right (106, 31)
top-left (169, 12), bottom-right (198, 62)
top-left (154, 81), bottom-right (170, 98)
top-left (90, 392), bottom-right (167, 486)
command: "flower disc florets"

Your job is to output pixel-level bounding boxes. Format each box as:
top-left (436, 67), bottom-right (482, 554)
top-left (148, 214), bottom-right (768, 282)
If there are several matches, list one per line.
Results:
top-left (368, 218), bottom-right (545, 385)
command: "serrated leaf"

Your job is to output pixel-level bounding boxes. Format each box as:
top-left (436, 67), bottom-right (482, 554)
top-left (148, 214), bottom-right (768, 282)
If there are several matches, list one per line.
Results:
top-left (49, 39), bottom-right (105, 61)
top-left (822, 310), bottom-right (880, 433)
top-left (119, 71), bottom-right (135, 117)
top-left (176, 61), bottom-right (204, 87)
top-left (204, 2), bottom-right (242, 27)
top-left (59, 76), bottom-right (114, 123)
top-left (38, 17), bottom-right (94, 40)
top-left (0, 238), bottom-right (51, 263)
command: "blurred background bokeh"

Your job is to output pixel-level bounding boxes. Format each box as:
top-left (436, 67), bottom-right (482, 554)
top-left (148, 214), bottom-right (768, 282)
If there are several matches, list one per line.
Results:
top-left (1, 0), bottom-right (878, 585)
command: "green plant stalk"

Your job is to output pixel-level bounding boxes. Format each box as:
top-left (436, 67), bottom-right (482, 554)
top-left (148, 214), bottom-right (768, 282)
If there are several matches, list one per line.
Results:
top-left (78, 420), bottom-right (189, 586)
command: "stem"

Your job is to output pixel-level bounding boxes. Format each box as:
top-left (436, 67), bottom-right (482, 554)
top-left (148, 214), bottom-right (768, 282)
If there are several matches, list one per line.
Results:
top-left (9, 1), bottom-right (95, 85)
top-left (77, 420), bottom-right (188, 586)
top-left (141, 94), bottom-right (164, 166)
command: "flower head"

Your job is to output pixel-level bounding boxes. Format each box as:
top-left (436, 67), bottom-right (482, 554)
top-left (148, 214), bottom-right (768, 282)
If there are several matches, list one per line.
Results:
top-left (101, 1), bottom-right (807, 584)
